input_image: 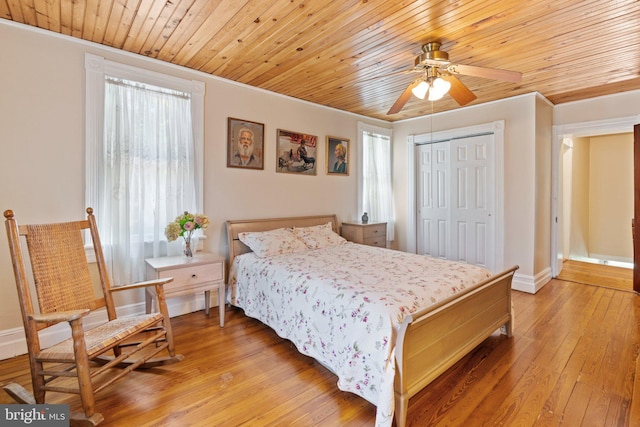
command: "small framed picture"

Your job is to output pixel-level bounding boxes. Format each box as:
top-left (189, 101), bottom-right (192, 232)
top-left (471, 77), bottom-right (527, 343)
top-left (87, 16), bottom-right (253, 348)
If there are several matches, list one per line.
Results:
top-left (227, 117), bottom-right (265, 170)
top-left (276, 129), bottom-right (318, 175)
top-left (326, 136), bottom-right (350, 175)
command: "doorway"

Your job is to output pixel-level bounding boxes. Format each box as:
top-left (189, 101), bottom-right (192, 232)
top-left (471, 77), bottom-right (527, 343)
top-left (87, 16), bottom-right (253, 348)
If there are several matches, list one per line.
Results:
top-left (560, 133), bottom-right (633, 267)
top-left (551, 115), bottom-right (640, 278)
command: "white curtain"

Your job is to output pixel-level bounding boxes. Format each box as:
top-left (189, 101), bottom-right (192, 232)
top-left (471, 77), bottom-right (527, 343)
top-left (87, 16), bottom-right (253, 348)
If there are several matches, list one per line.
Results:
top-left (100, 77), bottom-right (196, 285)
top-left (363, 131), bottom-right (395, 241)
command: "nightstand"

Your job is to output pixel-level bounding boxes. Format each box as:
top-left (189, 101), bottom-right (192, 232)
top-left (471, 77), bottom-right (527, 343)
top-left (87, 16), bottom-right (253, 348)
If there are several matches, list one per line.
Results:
top-left (145, 252), bottom-right (226, 327)
top-left (341, 221), bottom-right (387, 248)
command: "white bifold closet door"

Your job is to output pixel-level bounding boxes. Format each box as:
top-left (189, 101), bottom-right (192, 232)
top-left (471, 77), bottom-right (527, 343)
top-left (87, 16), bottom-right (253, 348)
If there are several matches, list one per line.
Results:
top-left (416, 133), bottom-right (495, 271)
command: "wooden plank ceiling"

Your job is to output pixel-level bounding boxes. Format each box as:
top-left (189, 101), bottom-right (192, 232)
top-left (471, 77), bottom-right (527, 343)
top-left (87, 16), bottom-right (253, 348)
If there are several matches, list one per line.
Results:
top-left (2, 0), bottom-right (640, 121)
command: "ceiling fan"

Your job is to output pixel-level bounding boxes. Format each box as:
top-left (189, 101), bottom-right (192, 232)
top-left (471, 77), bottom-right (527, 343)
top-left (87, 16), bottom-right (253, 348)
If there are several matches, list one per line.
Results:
top-left (387, 41), bottom-right (522, 115)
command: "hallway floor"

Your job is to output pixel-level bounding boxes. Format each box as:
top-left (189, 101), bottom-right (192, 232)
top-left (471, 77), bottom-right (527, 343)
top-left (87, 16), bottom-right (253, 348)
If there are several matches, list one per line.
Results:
top-left (557, 259), bottom-right (633, 292)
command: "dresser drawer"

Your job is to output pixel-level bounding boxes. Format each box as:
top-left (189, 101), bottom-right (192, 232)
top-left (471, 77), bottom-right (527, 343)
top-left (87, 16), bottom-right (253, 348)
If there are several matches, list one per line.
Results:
top-left (363, 235), bottom-right (386, 247)
top-left (362, 224), bottom-right (386, 239)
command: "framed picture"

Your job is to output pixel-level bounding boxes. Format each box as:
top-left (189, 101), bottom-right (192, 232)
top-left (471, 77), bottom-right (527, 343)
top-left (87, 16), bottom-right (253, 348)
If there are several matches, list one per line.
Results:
top-left (276, 129), bottom-right (318, 175)
top-left (227, 117), bottom-right (265, 170)
top-left (326, 136), bottom-right (350, 175)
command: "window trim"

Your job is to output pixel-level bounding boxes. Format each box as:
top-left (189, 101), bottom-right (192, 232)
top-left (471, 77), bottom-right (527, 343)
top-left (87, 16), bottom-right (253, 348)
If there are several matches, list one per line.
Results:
top-left (357, 122), bottom-right (394, 240)
top-left (357, 122), bottom-right (393, 215)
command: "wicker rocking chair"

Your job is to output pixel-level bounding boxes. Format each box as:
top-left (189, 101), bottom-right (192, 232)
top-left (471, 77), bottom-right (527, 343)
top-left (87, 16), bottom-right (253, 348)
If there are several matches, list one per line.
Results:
top-left (3, 208), bottom-right (183, 426)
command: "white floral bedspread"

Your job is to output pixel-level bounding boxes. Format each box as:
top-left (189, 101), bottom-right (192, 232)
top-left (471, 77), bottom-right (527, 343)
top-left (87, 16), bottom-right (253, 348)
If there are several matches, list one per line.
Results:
top-left (228, 243), bottom-right (492, 427)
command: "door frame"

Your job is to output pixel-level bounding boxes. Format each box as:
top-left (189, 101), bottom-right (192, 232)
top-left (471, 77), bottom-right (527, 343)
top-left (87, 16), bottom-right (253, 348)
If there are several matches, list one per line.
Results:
top-left (634, 123), bottom-right (640, 292)
top-left (407, 120), bottom-right (505, 270)
top-left (550, 115), bottom-right (640, 278)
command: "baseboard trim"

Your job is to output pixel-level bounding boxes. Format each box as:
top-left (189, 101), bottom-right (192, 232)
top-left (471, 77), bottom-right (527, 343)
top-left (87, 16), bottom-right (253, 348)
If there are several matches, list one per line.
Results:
top-left (511, 268), bottom-right (552, 294)
top-left (0, 293), bottom-right (216, 361)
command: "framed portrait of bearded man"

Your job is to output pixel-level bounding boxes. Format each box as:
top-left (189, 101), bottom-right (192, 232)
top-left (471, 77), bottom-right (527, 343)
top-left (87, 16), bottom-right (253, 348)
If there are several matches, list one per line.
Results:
top-left (227, 117), bottom-right (265, 170)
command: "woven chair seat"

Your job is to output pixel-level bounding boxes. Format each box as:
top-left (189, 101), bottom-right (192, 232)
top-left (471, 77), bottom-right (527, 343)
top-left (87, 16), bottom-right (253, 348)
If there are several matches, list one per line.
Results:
top-left (37, 313), bottom-right (163, 361)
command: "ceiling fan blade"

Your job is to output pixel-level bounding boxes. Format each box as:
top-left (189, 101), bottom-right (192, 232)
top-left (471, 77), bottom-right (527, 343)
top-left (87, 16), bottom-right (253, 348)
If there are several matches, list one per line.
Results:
top-left (387, 79), bottom-right (421, 115)
top-left (448, 63), bottom-right (522, 83)
top-left (442, 75), bottom-right (477, 106)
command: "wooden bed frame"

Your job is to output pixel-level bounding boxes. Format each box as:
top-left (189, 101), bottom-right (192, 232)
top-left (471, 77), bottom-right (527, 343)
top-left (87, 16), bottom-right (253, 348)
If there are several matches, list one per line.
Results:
top-left (225, 215), bottom-right (518, 427)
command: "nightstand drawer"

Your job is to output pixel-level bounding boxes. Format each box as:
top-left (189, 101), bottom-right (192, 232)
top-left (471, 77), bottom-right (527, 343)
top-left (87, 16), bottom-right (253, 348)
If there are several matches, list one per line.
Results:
top-left (363, 224), bottom-right (386, 239)
top-left (158, 263), bottom-right (223, 286)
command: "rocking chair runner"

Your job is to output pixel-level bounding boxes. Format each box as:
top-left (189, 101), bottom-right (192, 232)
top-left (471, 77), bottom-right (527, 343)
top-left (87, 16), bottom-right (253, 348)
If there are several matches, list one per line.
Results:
top-left (3, 208), bottom-right (184, 426)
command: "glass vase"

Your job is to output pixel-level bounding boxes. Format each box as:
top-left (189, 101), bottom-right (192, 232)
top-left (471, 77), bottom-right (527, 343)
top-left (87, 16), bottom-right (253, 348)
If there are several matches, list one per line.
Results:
top-left (183, 237), bottom-right (193, 258)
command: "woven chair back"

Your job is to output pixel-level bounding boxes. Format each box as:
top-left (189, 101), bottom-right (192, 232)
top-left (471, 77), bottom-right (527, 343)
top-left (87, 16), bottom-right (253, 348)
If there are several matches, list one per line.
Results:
top-left (25, 222), bottom-right (97, 314)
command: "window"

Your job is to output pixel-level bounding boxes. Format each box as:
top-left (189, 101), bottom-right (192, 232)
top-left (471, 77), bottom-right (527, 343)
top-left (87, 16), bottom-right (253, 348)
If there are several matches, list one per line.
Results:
top-left (358, 122), bottom-right (395, 241)
top-left (85, 54), bottom-right (205, 285)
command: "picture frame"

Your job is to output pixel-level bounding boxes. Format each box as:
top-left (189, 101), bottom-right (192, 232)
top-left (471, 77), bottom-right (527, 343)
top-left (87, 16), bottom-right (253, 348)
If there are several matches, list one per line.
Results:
top-left (276, 129), bottom-right (318, 175)
top-left (326, 136), bottom-right (350, 175)
top-left (227, 117), bottom-right (265, 170)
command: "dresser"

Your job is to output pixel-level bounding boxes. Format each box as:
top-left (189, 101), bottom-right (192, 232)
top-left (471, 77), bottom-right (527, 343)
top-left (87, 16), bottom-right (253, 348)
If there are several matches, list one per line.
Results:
top-left (340, 221), bottom-right (387, 248)
top-left (145, 252), bottom-right (226, 327)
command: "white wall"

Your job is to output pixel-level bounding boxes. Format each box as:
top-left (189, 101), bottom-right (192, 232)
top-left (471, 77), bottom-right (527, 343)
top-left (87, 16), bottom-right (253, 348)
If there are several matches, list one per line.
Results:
top-left (569, 137), bottom-right (591, 259)
top-left (0, 21), bottom-right (388, 340)
top-left (588, 134), bottom-right (633, 262)
top-left (534, 95), bottom-right (554, 274)
top-left (554, 90), bottom-right (640, 125)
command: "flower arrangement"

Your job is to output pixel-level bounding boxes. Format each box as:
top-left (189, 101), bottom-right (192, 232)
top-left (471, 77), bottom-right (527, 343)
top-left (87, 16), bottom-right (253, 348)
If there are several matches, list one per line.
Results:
top-left (165, 211), bottom-right (209, 257)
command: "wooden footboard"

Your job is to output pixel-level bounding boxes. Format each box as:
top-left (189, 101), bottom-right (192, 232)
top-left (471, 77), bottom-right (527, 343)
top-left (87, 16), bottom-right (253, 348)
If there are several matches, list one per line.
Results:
top-left (393, 265), bottom-right (519, 427)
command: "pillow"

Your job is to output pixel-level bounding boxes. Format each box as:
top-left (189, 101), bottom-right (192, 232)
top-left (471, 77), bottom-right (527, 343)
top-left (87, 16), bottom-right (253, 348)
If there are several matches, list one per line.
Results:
top-left (238, 227), bottom-right (307, 258)
top-left (292, 222), bottom-right (346, 249)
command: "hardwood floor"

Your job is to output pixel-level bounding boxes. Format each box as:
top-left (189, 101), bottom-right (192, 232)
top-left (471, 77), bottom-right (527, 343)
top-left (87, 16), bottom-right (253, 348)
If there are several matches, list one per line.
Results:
top-left (557, 260), bottom-right (633, 292)
top-left (1, 277), bottom-right (639, 426)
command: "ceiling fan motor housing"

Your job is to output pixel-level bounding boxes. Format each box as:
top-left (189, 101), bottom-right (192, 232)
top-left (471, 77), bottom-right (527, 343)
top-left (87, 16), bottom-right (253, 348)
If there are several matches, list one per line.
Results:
top-left (415, 42), bottom-right (450, 67)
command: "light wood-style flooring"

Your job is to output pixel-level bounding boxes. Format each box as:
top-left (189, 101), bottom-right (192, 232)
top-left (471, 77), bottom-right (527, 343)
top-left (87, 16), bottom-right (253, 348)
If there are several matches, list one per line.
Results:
top-left (1, 271), bottom-right (639, 426)
top-left (557, 259), bottom-right (633, 292)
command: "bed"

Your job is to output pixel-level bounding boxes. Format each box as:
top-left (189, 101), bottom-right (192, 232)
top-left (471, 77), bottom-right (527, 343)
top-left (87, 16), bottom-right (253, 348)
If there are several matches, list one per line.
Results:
top-left (225, 215), bottom-right (518, 427)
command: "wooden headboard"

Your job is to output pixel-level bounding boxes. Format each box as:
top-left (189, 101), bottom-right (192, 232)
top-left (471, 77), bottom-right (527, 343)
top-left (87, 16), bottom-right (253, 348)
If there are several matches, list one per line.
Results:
top-left (226, 214), bottom-right (339, 266)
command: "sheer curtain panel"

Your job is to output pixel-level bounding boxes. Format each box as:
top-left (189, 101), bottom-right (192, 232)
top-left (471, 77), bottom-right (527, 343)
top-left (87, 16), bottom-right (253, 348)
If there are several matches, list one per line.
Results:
top-left (85, 54), bottom-right (205, 287)
top-left (100, 78), bottom-right (196, 285)
top-left (362, 129), bottom-right (395, 241)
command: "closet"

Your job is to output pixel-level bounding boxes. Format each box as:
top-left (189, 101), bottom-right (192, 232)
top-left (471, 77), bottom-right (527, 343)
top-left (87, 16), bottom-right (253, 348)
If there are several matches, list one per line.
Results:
top-left (415, 132), bottom-right (497, 271)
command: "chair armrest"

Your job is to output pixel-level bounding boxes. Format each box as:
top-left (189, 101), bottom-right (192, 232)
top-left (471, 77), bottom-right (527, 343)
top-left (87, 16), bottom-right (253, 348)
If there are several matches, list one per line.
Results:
top-left (110, 278), bottom-right (174, 292)
top-left (29, 309), bottom-right (90, 324)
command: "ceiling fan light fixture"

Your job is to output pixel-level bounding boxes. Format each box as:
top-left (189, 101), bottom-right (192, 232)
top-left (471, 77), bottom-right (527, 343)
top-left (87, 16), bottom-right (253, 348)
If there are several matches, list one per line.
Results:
top-left (388, 41), bottom-right (521, 115)
top-left (427, 77), bottom-right (451, 101)
top-left (411, 80), bottom-right (430, 99)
